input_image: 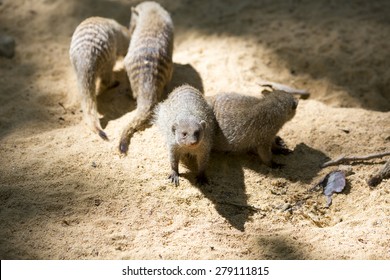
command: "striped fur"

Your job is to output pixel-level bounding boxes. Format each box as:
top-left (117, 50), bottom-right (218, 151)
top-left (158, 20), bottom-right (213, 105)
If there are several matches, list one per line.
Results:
top-left (206, 91), bottom-right (298, 168)
top-left (154, 85), bottom-right (215, 186)
top-left (69, 17), bottom-right (130, 140)
top-left (119, 1), bottom-right (174, 154)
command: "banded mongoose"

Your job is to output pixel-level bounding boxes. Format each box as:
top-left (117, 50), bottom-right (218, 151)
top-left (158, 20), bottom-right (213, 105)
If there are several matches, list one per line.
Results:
top-left (69, 17), bottom-right (131, 140)
top-left (206, 90), bottom-right (298, 168)
top-left (119, 1), bottom-right (174, 154)
top-left (154, 85), bottom-right (215, 186)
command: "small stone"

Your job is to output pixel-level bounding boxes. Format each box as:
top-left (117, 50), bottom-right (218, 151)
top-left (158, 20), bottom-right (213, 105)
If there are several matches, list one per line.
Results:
top-left (94, 198), bottom-right (102, 206)
top-left (280, 203), bottom-right (292, 212)
top-left (0, 35), bottom-right (15, 58)
top-left (91, 161), bottom-right (97, 168)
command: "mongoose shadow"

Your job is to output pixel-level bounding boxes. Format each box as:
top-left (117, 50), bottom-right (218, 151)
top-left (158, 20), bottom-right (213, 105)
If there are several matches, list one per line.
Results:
top-left (97, 62), bottom-right (204, 128)
top-left (256, 235), bottom-right (311, 259)
top-left (97, 67), bottom-right (134, 128)
top-left (180, 152), bottom-right (250, 232)
top-left (180, 143), bottom-right (329, 231)
top-left (243, 142), bottom-right (331, 184)
top-left (166, 63), bottom-right (204, 94)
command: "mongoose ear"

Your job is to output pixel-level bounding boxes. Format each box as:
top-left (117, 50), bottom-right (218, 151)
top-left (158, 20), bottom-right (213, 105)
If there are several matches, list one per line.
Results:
top-left (200, 120), bottom-right (207, 129)
top-left (131, 7), bottom-right (139, 16)
top-left (261, 89), bottom-right (273, 96)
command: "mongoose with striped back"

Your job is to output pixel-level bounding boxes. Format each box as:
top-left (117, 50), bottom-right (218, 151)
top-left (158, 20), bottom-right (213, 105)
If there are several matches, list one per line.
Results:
top-left (206, 90), bottom-right (298, 168)
top-left (119, 1), bottom-right (174, 154)
top-left (69, 17), bottom-right (131, 140)
top-left (154, 85), bottom-right (215, 186)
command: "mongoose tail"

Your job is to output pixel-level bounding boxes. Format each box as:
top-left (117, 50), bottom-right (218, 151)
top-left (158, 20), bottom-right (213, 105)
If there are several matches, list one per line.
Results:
top-left (78, 73), bottom-right (109, 141)
top-left (118, 103), bottom-right (153, 154)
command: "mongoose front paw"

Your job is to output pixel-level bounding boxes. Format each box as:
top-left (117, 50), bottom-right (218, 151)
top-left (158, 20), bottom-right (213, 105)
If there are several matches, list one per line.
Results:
top-left (367, 176), bottom-right (381, 187)
top-left (168, 171), bottom-right (180, 186)
top-left (98, 130), bottom-right (109, 141)
top-left (272, 147), bottom-right (293, 155)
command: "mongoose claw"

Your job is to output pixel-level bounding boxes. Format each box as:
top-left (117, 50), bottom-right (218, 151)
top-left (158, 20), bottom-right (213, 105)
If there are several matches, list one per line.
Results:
top-left (98, 130), bottom-right (109, 141)
top-left (272, 136), bottom-right (293, 155)
top-left (168, 171), bottom-right (180, 186)
top-left (119, 139), bottom-right (129, 154)
top-left (272, 147), bottom-right (293, 155)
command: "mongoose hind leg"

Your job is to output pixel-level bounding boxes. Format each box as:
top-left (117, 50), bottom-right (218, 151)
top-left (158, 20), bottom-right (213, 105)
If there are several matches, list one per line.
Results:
top-left (195, 151), bottom-right (210, 185)
top-left (257, 144), bottom-right (283, 169)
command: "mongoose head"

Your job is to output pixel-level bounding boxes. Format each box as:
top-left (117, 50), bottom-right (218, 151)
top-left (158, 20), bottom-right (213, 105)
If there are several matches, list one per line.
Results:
top-left (129, 6), bottom-right (139, 35)
top-left (266, 90), bottom-right (299, 122)
top-left (172, 118), bottom-right (206, 148)
top-left (130, 1), bottom-right (165, 30)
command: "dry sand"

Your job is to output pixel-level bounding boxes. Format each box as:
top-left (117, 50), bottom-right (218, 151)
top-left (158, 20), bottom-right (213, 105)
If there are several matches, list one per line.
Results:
top-left (0, 0), bottom-right (389, 259)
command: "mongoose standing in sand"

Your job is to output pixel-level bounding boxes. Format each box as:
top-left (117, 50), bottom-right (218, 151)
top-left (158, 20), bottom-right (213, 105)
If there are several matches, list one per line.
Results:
top-left (69, 17), bottom-right (131, 140)
top-left (119, 1), bottom-right (174, 153)
top-left (206, 90), bottom-right (298, 168)
top-left (154, 85), bottom-right (215, 186)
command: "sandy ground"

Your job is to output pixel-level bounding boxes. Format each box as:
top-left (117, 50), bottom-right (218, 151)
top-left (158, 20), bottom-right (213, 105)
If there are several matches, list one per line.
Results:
top-left (0, 0), bottom-right (389, 260)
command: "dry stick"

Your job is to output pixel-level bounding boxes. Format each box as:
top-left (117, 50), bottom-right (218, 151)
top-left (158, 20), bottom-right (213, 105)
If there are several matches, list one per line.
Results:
top-left (321, 151), bottom-right (390, 168)
top-left (258, 81), bottom-right (310, 99)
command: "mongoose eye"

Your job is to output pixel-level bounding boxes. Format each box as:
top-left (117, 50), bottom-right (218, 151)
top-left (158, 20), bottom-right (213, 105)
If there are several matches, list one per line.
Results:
top-left (182, 132), bottom-right (187, 138)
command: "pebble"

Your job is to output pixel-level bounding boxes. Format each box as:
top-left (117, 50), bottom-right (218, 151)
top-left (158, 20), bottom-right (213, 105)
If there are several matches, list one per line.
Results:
top-left (0, 34), bottom-right (15, 58)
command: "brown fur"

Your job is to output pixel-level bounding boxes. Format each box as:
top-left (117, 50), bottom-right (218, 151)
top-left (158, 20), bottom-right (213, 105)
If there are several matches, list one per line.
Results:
top-left (119, 1), bottom-right (173, 153)
top-left (207, 90), bottom-right (298, 168)
top-left (69, 17), bottom-right (130, 140)
top-left (154, 85), bottom-right (215, 186)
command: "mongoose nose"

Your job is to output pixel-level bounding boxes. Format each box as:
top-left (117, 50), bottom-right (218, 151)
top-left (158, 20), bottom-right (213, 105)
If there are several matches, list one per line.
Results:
top-left (189, 139), bottom-right (199, 147)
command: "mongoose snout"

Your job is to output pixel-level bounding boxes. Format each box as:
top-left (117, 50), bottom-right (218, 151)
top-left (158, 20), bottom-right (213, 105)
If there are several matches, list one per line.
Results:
top-left (173, 118), bottom-right (206, 147)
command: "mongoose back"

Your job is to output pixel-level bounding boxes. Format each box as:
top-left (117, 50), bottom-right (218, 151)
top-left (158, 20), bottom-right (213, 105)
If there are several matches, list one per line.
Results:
top-left (207, 90), bottom-right (298, 168)
top-left (154, 85), bottom-right (215, 186)
top-left (69, 17), bottom-right (131, 140)
top-left (119, 1), bottom-right (174, 153)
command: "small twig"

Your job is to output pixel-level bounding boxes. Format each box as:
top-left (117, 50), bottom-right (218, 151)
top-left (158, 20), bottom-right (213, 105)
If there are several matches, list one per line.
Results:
top-left (258, 81), bottom-right (310, 99)
top-left (367, 159), bottom-right (390, 187)
top-left (58, 102), bottom-right (67, 113)
top-left (321, 151), bottom-right (390, 168)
